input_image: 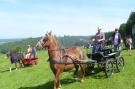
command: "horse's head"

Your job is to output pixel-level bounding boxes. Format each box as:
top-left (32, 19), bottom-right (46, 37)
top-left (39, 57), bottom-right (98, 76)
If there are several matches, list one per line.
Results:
top-left (36, 32), bottom-right (55, 49)
top-left (5, 51), bottom-right (11, 59)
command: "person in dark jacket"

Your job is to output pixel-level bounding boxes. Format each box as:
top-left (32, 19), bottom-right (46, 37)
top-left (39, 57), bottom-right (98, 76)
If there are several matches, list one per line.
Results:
top-left (112, 28), bottom-right (121, 51)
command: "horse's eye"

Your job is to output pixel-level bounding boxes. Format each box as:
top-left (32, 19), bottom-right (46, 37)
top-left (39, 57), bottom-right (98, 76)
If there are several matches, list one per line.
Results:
top-left (43, 37), bottom-right (48, 42)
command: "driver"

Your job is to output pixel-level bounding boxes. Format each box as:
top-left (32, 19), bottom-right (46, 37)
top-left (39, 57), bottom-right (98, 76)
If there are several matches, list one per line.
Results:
top-left (92, 27), bottom-right (105, 53)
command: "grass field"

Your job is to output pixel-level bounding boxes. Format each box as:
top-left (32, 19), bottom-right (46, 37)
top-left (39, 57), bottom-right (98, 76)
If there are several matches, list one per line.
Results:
top-left (0, 50), bottom-right (135, 89)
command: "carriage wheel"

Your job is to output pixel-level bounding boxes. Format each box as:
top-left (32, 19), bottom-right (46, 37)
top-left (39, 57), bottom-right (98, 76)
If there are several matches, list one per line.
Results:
top-left (116, 57), bottom-right (124, 72)
top-left (104, 59), bottom-right (114, 78)
top-left (85, 63), bottom-right (93, 75)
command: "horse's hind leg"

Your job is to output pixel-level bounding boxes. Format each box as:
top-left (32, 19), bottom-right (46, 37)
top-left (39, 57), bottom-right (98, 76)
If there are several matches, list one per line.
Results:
top-left (73, 64), bottom-right (79, 79)
top-left (80, 64), bottom-right (86, 83)
top-left (15, 63), bottom-right (18, 70)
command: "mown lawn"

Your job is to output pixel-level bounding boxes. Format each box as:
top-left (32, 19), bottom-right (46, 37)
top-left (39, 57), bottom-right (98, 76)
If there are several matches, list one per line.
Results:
top-left (0, 50), bottom-right (135, 89)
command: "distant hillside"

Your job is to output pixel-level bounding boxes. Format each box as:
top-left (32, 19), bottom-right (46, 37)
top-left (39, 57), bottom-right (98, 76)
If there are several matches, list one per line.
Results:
top-left (0, 39), bottom-right (22, 45)
top-left (0, 36), bottom-right (90, 53)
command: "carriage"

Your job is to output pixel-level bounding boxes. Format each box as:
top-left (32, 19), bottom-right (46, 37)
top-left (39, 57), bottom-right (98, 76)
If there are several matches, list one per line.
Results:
top-left (6, 51), bottom-right (38, 66)
top-left (23, 57), bottom-right (38, 65)
top-left (76, 48), bottom-right (124, 78)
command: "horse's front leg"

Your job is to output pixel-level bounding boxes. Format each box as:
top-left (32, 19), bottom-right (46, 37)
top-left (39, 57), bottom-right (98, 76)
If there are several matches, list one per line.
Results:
top-left (54, 69), bottom-right (62, 89)
top-left (57, 71), bottom-right (62, 89)
top-left (80, 64), bottom-right (86, 83)
top-left (53, 70), bottom-right (59, 89)
top-left (54, 78), bottom-right (57, 89)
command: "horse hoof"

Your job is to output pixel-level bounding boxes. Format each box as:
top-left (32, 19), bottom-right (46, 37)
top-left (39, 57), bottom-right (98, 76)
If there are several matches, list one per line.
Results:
top-left (81, 79), bottom-right (84, 83)
top-left (74, 77), bottom-right (78, 81)
top-left (57, 85), bottom-right (61, 89)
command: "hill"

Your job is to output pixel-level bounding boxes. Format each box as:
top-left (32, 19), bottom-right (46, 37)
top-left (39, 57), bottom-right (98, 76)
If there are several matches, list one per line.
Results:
top-left (0, 37), bottom-right (40, 53)
top-left (0, 38), bottom-right (22, 45)
top-left (0, 36), bottom-right (91, 53)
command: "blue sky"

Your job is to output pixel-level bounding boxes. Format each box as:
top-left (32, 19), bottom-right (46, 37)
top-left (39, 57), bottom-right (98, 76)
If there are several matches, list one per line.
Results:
top-left (0, 0), bottom-right (134, 39)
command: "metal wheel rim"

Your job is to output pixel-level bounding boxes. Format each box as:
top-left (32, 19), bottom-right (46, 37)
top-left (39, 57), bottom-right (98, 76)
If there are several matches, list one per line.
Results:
top-left (116, 57), bottom-right (124, 72)
top-left (105, 60), bottom-right (114, 77)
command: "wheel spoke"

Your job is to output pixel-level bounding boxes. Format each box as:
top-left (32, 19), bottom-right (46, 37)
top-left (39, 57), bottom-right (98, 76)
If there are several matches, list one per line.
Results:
top-left (116, 57), bottom-right (124, 72)
top-left (105, 60), bottom-right (113, 77)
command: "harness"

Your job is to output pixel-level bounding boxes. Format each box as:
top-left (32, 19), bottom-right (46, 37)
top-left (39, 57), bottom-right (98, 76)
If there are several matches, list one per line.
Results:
top-left (47, 48), bottom-right (79, 65)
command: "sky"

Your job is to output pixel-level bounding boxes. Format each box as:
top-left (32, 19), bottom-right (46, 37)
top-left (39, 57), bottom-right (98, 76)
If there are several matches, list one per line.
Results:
top-left (0, 0), bottom-right (134, 39)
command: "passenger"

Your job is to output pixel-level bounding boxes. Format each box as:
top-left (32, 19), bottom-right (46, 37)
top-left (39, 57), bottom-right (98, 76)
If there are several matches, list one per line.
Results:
top-left (25, 45), bottom-right (32, 59)
top-left (31, 46), bottom-right (37, 58)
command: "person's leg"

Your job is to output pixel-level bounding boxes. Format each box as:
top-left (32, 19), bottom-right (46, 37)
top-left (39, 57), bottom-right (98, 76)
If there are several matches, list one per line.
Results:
top-left (114, 45), bottom-right (119, 52)
top-left (92, 45), bottom-right (96, 53)
top-left (117, 45), bottom-right (120, 51)
top-left (114, 45), bottom-right (116, 52)
top-left (28, 53), bottom-right (31, 59)
top-left (95, 44), bottom-right (100, 52)
top-left (129, 44), bottom-right (132, 56)
top-left (25, 54), bottom-right (28, 59)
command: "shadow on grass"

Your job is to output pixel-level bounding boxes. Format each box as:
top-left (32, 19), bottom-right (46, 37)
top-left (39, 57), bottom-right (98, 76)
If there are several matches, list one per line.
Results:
top-left (0, 65), bottom-right (36, 73)
top-left (0, 69), bottom-right (10, 73)
top-left (18, 78), bottom-right (78, 89)
top-left (85, 67), bottom-right (107, 79)
top-left (18, 66), bottom-right (112, 89)
top-left (0, 68), bottom-right (18, 73)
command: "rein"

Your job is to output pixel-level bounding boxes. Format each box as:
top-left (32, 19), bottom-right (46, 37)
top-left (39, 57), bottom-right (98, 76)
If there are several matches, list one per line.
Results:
top-left (47, 48), bottom-right (65, 51)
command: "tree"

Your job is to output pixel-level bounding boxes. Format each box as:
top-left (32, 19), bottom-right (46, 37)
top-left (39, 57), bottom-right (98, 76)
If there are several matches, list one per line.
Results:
top-left (126, 12), bottom-right (135, 36)
top-left (119, 23), bottom-right (126, 38)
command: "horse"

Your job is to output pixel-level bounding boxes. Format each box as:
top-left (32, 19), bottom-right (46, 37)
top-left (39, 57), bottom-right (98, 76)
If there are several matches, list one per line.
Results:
top-left (36, 32), bottom-right (86, 89)
top-left (5, 51), bottom-right (24, 72)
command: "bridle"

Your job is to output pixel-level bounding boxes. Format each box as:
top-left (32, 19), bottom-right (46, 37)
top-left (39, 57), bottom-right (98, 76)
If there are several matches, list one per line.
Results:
top-left (39, 35), bottom-right (78, 64)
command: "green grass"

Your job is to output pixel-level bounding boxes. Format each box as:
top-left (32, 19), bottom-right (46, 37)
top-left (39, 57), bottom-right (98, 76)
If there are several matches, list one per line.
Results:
top-left (0, 50), bottom-right (135, 89)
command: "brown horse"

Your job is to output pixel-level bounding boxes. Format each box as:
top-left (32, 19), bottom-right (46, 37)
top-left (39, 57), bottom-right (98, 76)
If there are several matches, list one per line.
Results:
top-left (36, 32), bottom-right (86, 89)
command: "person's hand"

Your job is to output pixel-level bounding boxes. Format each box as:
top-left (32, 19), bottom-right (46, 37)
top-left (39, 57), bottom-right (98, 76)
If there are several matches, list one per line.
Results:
top-left (97, 39), bottom-right (101, 42)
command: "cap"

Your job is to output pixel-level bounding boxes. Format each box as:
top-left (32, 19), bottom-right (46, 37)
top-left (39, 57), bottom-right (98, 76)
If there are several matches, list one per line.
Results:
top-left (97, 27), bottom-right (102, 30)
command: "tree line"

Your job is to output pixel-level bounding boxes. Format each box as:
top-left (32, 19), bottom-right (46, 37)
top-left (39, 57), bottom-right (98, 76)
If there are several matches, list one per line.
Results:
top-left (0, 36), bottom-right (91, 53)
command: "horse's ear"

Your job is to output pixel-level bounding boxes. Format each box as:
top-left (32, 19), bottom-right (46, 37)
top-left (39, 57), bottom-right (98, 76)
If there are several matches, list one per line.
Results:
top-left (45, 31), bottom-right (49, 37)
top-left (46, 31), bottom-right (48, 35)
top-left (48, 31), bottom-right (52, 35)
